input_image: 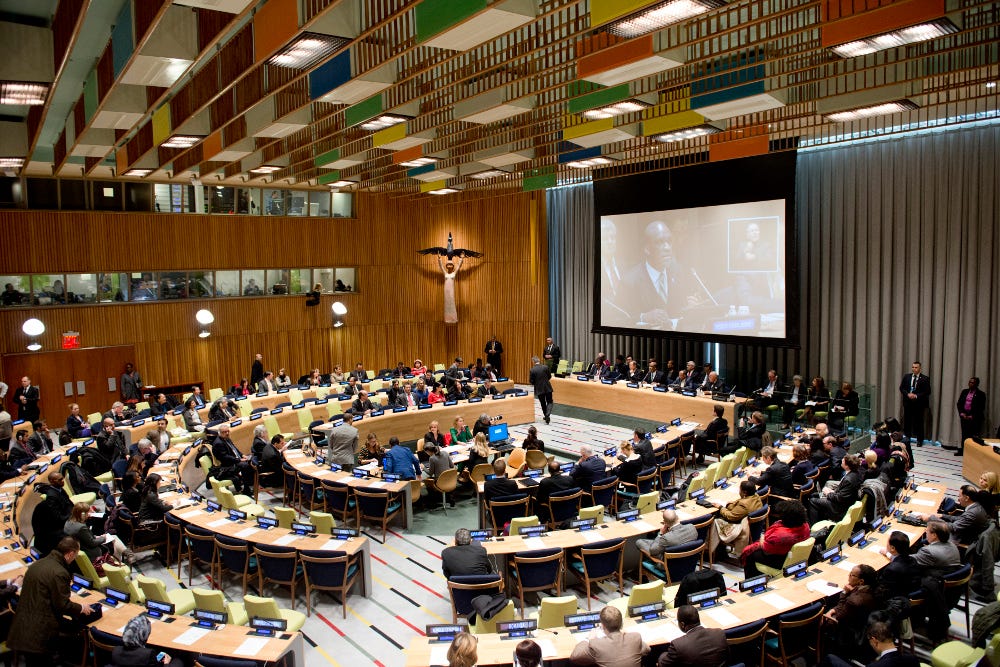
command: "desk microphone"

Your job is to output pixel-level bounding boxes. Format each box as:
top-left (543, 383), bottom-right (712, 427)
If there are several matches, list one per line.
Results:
top-left (690, 269), bottom-right (719, 306)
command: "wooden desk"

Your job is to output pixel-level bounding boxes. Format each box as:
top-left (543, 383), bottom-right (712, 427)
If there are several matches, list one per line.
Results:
top-left (281, 449), bottom-right (415, 530)
top-left (962, 439), bottom-right (1000, 485)
top-left (551, 378), bottom-right (744, 435)
top-left (140, 381), bottom-right (203, 403)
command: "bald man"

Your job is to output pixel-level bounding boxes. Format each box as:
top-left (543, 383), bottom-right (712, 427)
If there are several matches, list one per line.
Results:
top-left (635, 509), bottom-right (698, 558)
top-left (621, 221), bottom-right (701, 328)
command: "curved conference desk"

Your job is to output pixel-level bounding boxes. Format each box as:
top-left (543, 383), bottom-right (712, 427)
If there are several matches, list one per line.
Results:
top-left (418, 458), bottom-right (945, 666)
top-left (551, 377), bottom-right (745, 435)
top-left (962, 437), bottom-right (1000, 485)
top-left (0, 438), bottom-right (324, 666)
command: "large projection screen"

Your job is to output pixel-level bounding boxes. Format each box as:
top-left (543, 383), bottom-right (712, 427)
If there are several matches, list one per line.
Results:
top-left (593, 153), bottom-right (797, 345)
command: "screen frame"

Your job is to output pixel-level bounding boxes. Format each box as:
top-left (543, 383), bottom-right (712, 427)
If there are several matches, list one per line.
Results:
top-left (592, 152), bottom-right (799, 347)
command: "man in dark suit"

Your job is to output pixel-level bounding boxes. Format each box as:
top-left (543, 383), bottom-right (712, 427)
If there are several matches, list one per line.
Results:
top-left (12, 376), bottom-right (40, 423)
top-left (750, 446), bottom-right (794, 498)
top-left (349, 362), bottom-right (367, 382)
top-left (483, 458), bottom-right (520, 503)
top-left (701, 371), bottom-right (725, 393)
top-left (694, 404), bottom-right (729, 464)
top-left (149, 392), bottom-right (174, 417)
top-left (212, 423), bottom-right (254, 493)
top-left (656, 605), bottom-right (728, 667)
top-left (571, 445), bottom-right (606, 494)
top-left (643, 361), bottom-right (665, 385)
top-left (735, 411), bottom-right (767, 451)
top-left (542, 337), bottom-right (561, 373)
top-left (340, 376), bottom-right (363, 399)
top-left (441, 528), bottom-right (494, 578)
top-left (535, 461), bottom-right (576, 523)
top-left (631, 429), bottom-right (657, 468)
top-left (809, 454), bottom-right (863, 523)
top-left (351, 390), bottom-right (375, 416)
top-left (826, 618), bottom-right (920, 667)
top-left (250, 353), bottom-right (264, 390)
top-left (475, 378), bottom-right (499, 399)
top-left (529, 356), bottom-right (554, 424)
top-left (898, 361), bottom-right (931, 458)
top-left (484, 336), bottom-right (504, 374)
top-left (876, 531), bottom-right (920, 597)
top-left (955, 376), bottom-right (986, 454)
top-left (620, 221), bottom-right (700, 330)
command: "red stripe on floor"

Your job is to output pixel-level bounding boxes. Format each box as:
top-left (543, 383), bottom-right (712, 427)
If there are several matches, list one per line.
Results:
top-left (414, 579), bottom-right (447, 599)
top-left (372, 553), bottom-right (388, 565)
top-left (316, 612), bottom-right (345, 636)
top-left (396, 615), bottom-right (426, 636)
top-left (426, 550), bottom-right (442, 560)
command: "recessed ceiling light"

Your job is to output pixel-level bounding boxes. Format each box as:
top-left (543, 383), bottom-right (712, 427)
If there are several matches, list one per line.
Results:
top-left (400, 157), bottom-right (437, 167)
top-left (606, 0), bottom-right (726, 39)
top-left (654, 125), bottom-right (722, 142)
top-left (825, 100), bottom-right (918, 122)
top-left (829, 19), bottom-right (958, 58)
top-left (328, 180), bottom-right (354, 188)
top-left (360, 114), bottom-right (410, 131)
top-left (0, 81), bottom-right (49, 105)
top-left (249, 165), bottom-right (282, 174)
top-left (123, 168), bottom-right (152, 177)
top-left (428, 188), bottom-right (459, 195)
top-left (469, 169), bottom-right (509, 180)
top-left (0, 157), bottom-right (25, 169)
top-left (566, 157), bottom-right (615, 169)
top-left (161, 135), bottom-right (201, 149)
top-left (267, 33), bottom-right (349, 69)
top-left (582, 100), bottom-right (652, 120)
top-left (986, 82), bottom-right (997, 89)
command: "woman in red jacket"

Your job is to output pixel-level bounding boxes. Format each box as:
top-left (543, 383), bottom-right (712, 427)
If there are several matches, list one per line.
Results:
top-left (741, 500), bottom-right (810, 577)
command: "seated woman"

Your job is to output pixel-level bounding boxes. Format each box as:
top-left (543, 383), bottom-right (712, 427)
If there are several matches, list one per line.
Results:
top-left (137, 473), bottom-right (173, 531)
top-left (64, 501), bottom-right (134, 565)
top-left (307, 368), bottom-right (322, 386)
top-left (276, 368), bottom-right (292, 387)
top-left (235, 378), bottom-right (252, 396)
top-left (182, 398), bottom-right (204, 432)
top-left (470, 358), bottom-right (487, 380)
top-left (466, 433), bottom-right (491, 472)
top-left (427, 385), bottom-right (446, 404)
top-left (781, 375), bottom-right (806, 428)
top-left (823, 564), bottom-right (880, 659)
top-left (450, 417), bottom-right (472, 444)
top-left (357, 432), bottom-right (384, 465)
top-left (115, 614), bottom-right (181, 667)
top-left (65, 403), bottom-right (91, 438)
top-left (741, 500), bottom-right (810, 577)
top-left (522, 426), bottom-right (544, 453)
top-left (411, 359), bottom-right (428, 377)
top-left (710, 479), bottom-right (762, 557)
top-left (789, 444), bottom-right (816, 488)
top-left (801, 376), bottom-right (830, 424)
top-left (119, 471), bottom-right (143, 512)
top-left (329, 365), bottom-right (345, 383)
top-left (612, 440), bottom-right (642, 488)
top-left (828, 382), bottom-right (860, 433)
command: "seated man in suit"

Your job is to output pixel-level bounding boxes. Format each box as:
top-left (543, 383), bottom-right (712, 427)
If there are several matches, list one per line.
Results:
top-left (693, 404), bottom-right (729, 464)
top-left (349, 363), bottom-right (367, 382)
top-left (149, 393), bottom-right (174, 417)
top-left (211, 423), bottom-right (254, 494)
top-left (570, 606), bottom-right (649, 667)
top-left (635, 509), bottom-right (698, 558)
top-left (643, 361), bottom-right (666, 385)
top-left (808, 454), bottom-right (862, 523)
top-left (588, 353), bottom-right (610, 378)
top-left (701, 372), bottom-right (725, 393)
top-left (535, 460), bottom-right (576, 524)
top-left (351, 390), bottom-right (376, 416)
top-left (630, 429), bottom-right (657, 468)
top-left (26, 420), bottom-right (53, 456)
top-left (441, 528), bottom-right (494, 578)
top-left (340, 376), bottom-right (363, 399)
top-left (734, 411), bottom-right (767, 452)
top-left (750, 446), bottom-right (794, 498)
top-left (656, 605), bottom-right (728, 667)
top-left (208, 398), bottom-right (237, 422)
top-left (825, 618), bottom-right (920, 667)
top-left (876, 530), bottom-right (920, 599)
top-left (395, 381), bottom-right (423, 408)
top-left (570, 445), bottom-right (606, 494)
top-left (483, 458), bottom-right (520, 504)
top-left (475, 378), bottom-right (499, 399)
top-left (922, 484), bottom-right (991, 545)
top-left (103, 401), bottom-right (129, 425)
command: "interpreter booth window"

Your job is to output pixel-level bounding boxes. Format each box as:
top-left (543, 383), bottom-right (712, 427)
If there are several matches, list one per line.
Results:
top-left (60, 179), bottom-right (87, 211)
top-left (153, 183), bottom-right (194, 213)
top-left (92, 182), bottom-right (123, 211)
top-left (128, 273), bottom-right (158, 301)
top-left (242, 270), bottom-right (265, 296)
top-left (216, 271), bottom-right (240, 297)
top-left (313, 268), bottom-right (335, 293)
top-left (286, 192), bottom-right (307, 216)
top-left (331, 192), bottom-right (353, 218)
top-left (334, 268), bottom-right (356, 292)
top-left (125, 183), bottom-right (152, 212)
top-left (266, 269), bottom-right (290, 295)
top-left (209, 186), bottom-right (236, 215)
top-left (97, 273), bottom-right (129, 302)
top-left (66, 274), bottom-right (98, 303)
top-left (188, 271), bottom-right (213, 298)
top-left (307, 192), bottom-right (330, 217)
top-left (242, 188), bottom-right (262, 215)
top-left (32, 274), bottom-right (66, 305)
top-left (26, 178), bottom-right (59, 210)
top-left (264, 188), bottom-right (285, 215)
top-left (157, 272), bottom-right (188, 299)
top-left (0, 276), bottom-right (30, 306)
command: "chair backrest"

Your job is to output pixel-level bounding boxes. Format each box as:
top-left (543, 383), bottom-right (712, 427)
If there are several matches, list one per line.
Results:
top-left (238, 401), bottom-right (254, 418)
top-left (254, 544), bottom-right (298, 583)
top-left (470, 463), bottom-right (494, 483)
top-left (825, 516), bottom-right (854, 550)
top-left (702, 462), bottom-right (721, 488)
top-left (725, 619), bottom-right (768, 667)
top-left (326, 401), bottom-right (343, 418)
top-left (216, 486), bottom-right (241, 510)
top-left (432, 468), bottom-right (459, 493)
top-left (662, 540), bottom-right (705, 584)
top-left (309, 511), bottom-right (335, 534)
top-left (321, 480), bottom-right (352, 512)
top-left (682, 514), bottom-right (715, 542)
top-left (524, 450), bottom-right (549, 470)
top-left (571, 361), bottom-right (584, 373)
top-left (102, 564), bottom-right (140, 603)
top-left (447, 574), bottom-right (504, 617)
top-left (264, 416), bottom-right (281, 439)
top-left (511, 548), bottom-right (563, 589)
top-left (637, 490), bottom-right (659, 514)
top-left (214, 535), bottom-right (250, 572)
top-left (556, 360), bottom-right (569, 374)
top-left (508, 516), bottom-right (540, 535)
top-left (549, 488), bottom-right (584, 523)
top-left (636, 467), bottom-right (658, 493)
top-left (488, 494), bottom-right (530, 532)
top-left (687, 474), bottom-right (706, 496)
top-left (798, 479), bottom-right (815, 501)
top-left (579, 505), bottom-right (605, 523)
top-left (943, 562), bottom-right (973, 589)
top-left (773, 601), bottom-right (824, 662)
top-left (273, 506), bottom-right (297, 529)
top-left (209, 388), bottom-right (224, 402)
top-left (848, 498), bottom-right (866, 526)
top-left (718, 454), bottom-right (736, 479)
top-left (192, 588), bottom-right (228, 614)
top-left (244, 594), bottom-right (282, 620)
top-left (75, 551), bottom-right (103, 584)
top-left (748, 505), bottom-right (769, 543)
top-left (416, 438), bottom-right (425, 454)
top-left (355, 488), bottom-right (392, 518)
top-left (537, 596), bottom-right (579, 630)
top-left (185, 525), bottom-right (217, 561)
top-left (590, 477), bottom-right (618, 507)
top-left (297, 409), bottom-right (313, 431)
top-left (782, 538), bottom-right (816, 570)
top-left (137, 574), bottom-right (168, 602)
top-left (657, 459), bottom-right (676, 488)
top-left (507, 448), bottom-right (526, 471)
top-left (733, 446), bottom-right (749, 469)
top-left (299, 549), bottom-right (352, 587)
top-left (627, 580), bottom-right (665, 606)
top-left (579, 538), bottom-right (625, 579)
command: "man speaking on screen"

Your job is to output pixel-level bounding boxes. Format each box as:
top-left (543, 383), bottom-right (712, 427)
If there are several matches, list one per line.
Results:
top-left (621, 220), bottom-right (705, 329)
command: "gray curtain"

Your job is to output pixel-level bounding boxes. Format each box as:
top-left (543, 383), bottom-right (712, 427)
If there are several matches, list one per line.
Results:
top-left (547, 122), bottom-right (1000, 445)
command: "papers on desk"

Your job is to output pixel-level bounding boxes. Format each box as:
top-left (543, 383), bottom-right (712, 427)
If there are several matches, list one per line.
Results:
top-left (914, 485), bottom-right (933, 492)
top-left (522, 537), bottom-right (546, 550)
top-left (909, 498), bottom-right (936, 507)
top-left (173, 627), bottom-right (212, 645)
top-left (630, 521), bottom-right (657, 533)
top-left (0, 561), bottom-right (21, 573)
top-left (430, 645), bottom-right (449, 666)
top-left (321, 539), bottom-right (345, 551)
top-left (703, 607), bottom-right (741, 627)
top-left (235, 527), bottom-right (260, 539)
top-left (534, 639), bottom-right (558, 657)
top-left (806, 579), bottom-right (842, 594)
top-left (273, 534), bottom-right (298, 546)
top-left (234, 637), bottom-right (271, 656)
top-left (581, 530), bottom-right (604, 543)
top-left (208, 518), bottom-right (231, 528)
top-left (758, 592), bottom-right (796, 611)
top-left (366, 481), bottom-right (387, 489)
top-left (177, 510), bottom-right (203, 520)
top-left (635, 620), bottom-right (685, 644)
top-left (834, 560), bottom-right (856, 572)
top-left (284, 451), bottom-right (305, 458)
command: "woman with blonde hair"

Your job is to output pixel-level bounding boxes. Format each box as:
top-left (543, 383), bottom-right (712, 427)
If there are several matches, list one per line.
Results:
top-left (447, 632), bottom-right (477, 667)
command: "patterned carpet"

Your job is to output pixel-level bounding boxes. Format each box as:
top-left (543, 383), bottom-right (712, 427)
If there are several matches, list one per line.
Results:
top-left (132, 398), bottom-right (982, 666)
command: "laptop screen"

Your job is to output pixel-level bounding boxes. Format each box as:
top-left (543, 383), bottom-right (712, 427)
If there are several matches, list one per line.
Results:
top-left (488, 423), bottom-right (509, 443)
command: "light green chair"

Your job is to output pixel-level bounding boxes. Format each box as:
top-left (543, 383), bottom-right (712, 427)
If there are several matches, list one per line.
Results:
top-left (217, 486), bottom-right (265, 518)
top-left (687, 473), bottom-right (706, 497)
top-left (701, 462), bottom-right (721, 488)
top-left (717, 454), bottom-right (736, 479)
top-left (209, 388), bottom-right (224, 402)
top-left (138, 575), bottom-right (196, 614)
top-left (192, 588), bottom-right (249, 626)
top-left (238, 400), bottom-right (254, 418)
top-left (326, 401), bottom-right (343, 418)
top-left (607, 580), bottom-right (669, 616)
top-left (288, 389), bottom-right (303, 405)
top-left (756, 537), bottom-right (815, 578)
top-left (508, 516), bottom-right (540, 536)
top-left (529, 595), bottom-right (580, 629)
top-left (579, 505), bottom-right (605, 523)
top-left (309, 511), bottom-right (335, 534)
top-left (931, 641), bottom-right (985, 667)
top-left (75, 552), bottom-right (110, 590)
top-left (470, 600), bottom-right (515, 634)
top-left (555, 360), bottom-right (569, 374)
top-left (265, 416), bottom-right (293, 442)
top-left (244, 594), bottom-right (306, 632)
top-left (570, 361), bottom-right (584, 373)
top-left (274, 506), bottom-right (297, 529)
top-left (637, 491), bottom-right (659, 515)
top-left (103, 563), bottom-right (143, 604)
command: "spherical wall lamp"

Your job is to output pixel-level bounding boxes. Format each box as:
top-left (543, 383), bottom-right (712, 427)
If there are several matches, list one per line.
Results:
top-left (331, 301), bottom-right (347, 328)
top-left (22, 318), bottom-right (44, 350)
top-left (196, 309), bottom-right (214, 338)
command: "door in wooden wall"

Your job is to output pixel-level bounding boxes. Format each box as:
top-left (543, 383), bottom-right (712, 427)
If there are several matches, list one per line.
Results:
top-left (1, 345), bottom-right (136, 421)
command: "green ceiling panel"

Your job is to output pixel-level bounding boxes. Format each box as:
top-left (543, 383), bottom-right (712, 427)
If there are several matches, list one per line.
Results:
top-left (317, 170), bottom-right (342, 185)
top-left (415, 0), bottom-right (486, 43)
top-left (314, 148), bottom-right (340, 168)
top-left (567, 83), bottom-right (630, 114)
top-left (522, 173), bottom-right (556, 192)
top-left (344, 93), bottom-right (384, 128)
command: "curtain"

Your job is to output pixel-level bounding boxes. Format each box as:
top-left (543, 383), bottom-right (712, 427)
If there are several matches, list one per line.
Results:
top-left (547, 122), bottom-right (1000, 444)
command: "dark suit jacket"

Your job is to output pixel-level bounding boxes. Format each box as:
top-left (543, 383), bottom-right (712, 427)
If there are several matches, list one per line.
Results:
top-left (441, 543), bottom-right (493, 579)
top-left (572, 456), bottom-right (607, 492)
top-left (869, 649), bottom-right (921, 667)
top-left (529, 363), bottom-right (553, 394)
top-left (899, 373), bottom-right (931, 406)
top-left (543, 344), bottom-right (561, 364)
top-left (645, 370), bottom-right (665, 385)
top-left (6, 551), bottom-right (83, 655)
top-left (827, 470), bottom-right (862, 515)
top-left (483, 476), bottom-right (520, 504)
top-left (752, 460), bottom-right (794, 498)
top-left (657, 624), bottom-right (728, 667)
top-left (633, 438), bottom-right (657, 468)
top-left (738, 422), bottom-right (766, 450)
top-left (351, 398), bottom-right (375, 413)
top-left (621, 260), bottom-right (695, 324)
top-left (536, 473), bottom-right (576, 515)
top-left (705, 417), bottom-right (729, 441)
top-left (957, 388), bottom-right (987, 421)
top-left (212, 436), bottom-right (243, 468)
top-left (878, 554), bottom-right (920, 596)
